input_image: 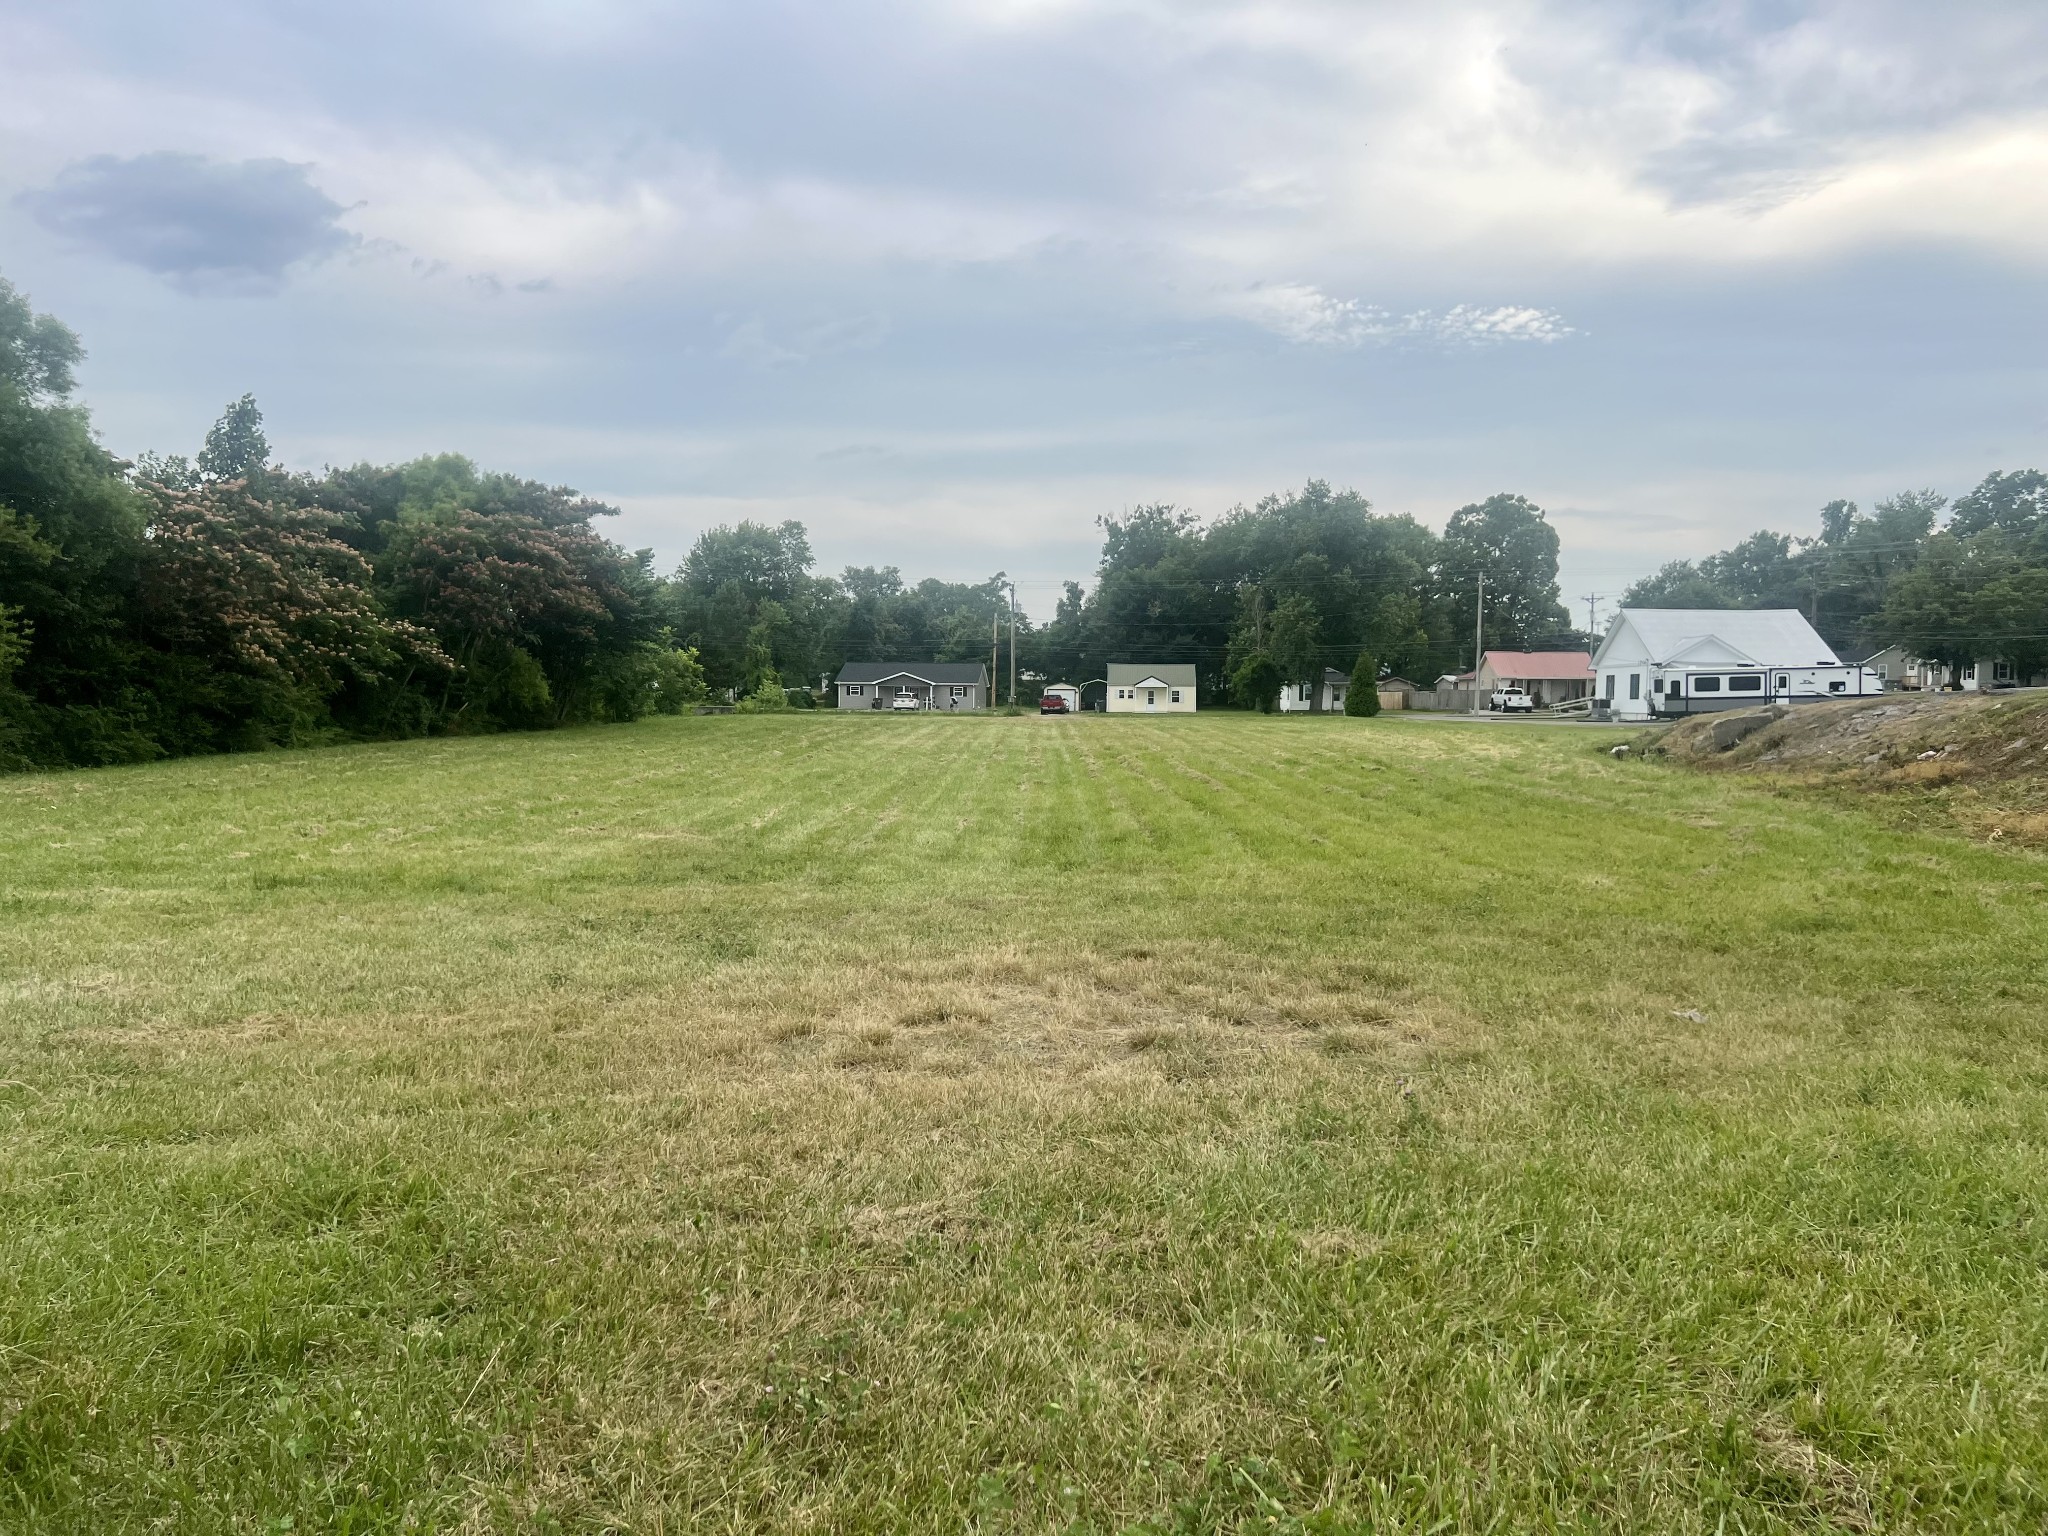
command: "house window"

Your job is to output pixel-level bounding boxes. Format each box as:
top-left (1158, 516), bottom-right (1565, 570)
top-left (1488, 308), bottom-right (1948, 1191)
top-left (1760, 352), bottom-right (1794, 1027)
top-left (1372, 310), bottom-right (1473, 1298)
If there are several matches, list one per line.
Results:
top-left (1728, 675), bottom-right (1764, 692)
top-left (1628, 674), bottom-right (1641, 700)
top-left (1170, 690), bottom-right (1182, 703)
top-left (846, 684), bottom-right (864, 696)
top-left (1694, 676), bottom-right (1722, 693)
top-left (950, 685), bottom-right (967, 697)
top-left (1603, 674), bottom-right (1616, 700)
top-left (1994, 661), bottom-right (2014, 682)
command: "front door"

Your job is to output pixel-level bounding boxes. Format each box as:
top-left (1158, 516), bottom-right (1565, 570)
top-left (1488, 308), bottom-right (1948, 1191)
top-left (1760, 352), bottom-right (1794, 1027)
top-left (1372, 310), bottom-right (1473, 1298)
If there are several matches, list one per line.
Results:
top-left (1146, 689), bottom-right (1158, 709)
top-left (1774, 673), bottom-right (1789, 696)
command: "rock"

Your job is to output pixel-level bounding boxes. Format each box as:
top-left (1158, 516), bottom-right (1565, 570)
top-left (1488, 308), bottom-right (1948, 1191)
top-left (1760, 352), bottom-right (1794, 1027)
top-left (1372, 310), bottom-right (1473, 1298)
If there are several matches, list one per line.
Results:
top-left (1610, 744), bottom-right (1630, 758)
top-left (1671, 1008), bottom-right (1710, 1023)
top-left (1710, 712), bottom-right (1775, 751)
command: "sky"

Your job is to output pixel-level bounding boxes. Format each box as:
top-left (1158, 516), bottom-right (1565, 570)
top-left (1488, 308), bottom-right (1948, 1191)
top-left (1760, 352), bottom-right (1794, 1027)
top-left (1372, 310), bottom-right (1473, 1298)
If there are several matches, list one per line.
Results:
top-left (4, 0), bottom-right (2047, 621)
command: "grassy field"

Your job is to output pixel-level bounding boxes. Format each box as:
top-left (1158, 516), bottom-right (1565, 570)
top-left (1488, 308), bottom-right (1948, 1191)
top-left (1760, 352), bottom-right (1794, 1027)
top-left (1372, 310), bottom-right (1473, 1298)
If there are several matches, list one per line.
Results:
top-left (2, 710), bottom-right (2045, 1533)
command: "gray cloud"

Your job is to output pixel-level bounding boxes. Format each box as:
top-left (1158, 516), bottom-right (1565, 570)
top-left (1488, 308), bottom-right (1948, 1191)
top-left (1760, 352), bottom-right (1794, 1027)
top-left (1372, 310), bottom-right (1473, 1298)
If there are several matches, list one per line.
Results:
top-left (19, 152), bottom-right (355, 290)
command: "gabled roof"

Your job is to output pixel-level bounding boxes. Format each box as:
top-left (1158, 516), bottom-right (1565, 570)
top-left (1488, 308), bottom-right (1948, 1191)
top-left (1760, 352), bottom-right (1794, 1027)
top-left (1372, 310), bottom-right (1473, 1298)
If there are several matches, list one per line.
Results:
top-left (1106, 663), bottom-right (1197, 687)
top-left (1481, 649), bottom-right (1594, 680)
top-left (1594, 609), bottom-right (1838, 669)
top-left (836, 661), bottom-right (988, 685)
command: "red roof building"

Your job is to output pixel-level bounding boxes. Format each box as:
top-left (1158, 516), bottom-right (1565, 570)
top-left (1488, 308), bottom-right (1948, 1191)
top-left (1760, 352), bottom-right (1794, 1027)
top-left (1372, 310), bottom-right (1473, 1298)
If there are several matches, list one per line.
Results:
top-left (1475, 650), bottom-right (1595, 705)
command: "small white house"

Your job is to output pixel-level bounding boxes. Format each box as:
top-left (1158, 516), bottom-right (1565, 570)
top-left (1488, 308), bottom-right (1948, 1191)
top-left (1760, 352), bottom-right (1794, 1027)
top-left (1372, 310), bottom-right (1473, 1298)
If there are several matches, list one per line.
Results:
top-left (1591, 609), bottom-right (1882, 722)
top-left (1276, 668), bottom-right (1349, 712)
top-left (1106, 663), bottom-right (1197, 712)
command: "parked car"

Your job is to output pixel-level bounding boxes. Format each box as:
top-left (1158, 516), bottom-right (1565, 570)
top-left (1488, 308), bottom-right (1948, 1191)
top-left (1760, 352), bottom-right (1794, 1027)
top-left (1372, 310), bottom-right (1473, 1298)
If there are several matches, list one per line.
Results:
top-left (1490, 686), bottom-right (1536, 713)
top-left (1039, 694), bottom-right (1069, 714)
top-left (890, 693), bottom-right (922, 711)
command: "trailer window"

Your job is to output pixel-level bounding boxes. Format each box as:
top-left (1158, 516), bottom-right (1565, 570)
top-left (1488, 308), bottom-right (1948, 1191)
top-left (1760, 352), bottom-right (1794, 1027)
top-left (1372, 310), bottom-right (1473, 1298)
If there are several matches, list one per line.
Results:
top-left (1652, 678), bottom-right (1664, 694)
top-left (1728, 675), bottom-right (1763, 692)
top-left (1828, 680), bottom-right (1845, 693)
top-left (1693, 676), bottom-right (1722, 693)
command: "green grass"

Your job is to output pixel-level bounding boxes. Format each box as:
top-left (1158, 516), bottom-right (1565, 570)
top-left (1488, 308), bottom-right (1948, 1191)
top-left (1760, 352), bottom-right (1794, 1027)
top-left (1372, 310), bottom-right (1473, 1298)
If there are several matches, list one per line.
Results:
top-left (2, 711), bottom-right (2044, 1532)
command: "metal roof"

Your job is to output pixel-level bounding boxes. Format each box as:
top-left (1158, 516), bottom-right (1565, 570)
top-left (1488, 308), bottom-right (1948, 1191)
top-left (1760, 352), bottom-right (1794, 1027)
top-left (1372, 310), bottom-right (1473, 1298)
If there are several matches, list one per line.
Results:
top-left (1106, 663), bottom-right (1197, 687)
top-left (1480, 650), bottom-right (1594, 680)
top-left (1594, 609), bottom-right (1839, 669)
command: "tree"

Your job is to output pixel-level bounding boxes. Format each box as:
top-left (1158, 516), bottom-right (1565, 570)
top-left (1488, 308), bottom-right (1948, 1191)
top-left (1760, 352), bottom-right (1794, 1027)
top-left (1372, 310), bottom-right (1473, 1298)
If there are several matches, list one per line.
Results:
top-left (1344, 651), bottom-right (1381, 716)
top-left (1230, 651), bottom-right (1281, 713)
top-left (197, 394), bottom-right (271, 482)
top-left (1873, 532), bottom-right (1994, 686)
top-left (1948, 470), bottom-right (2048, 546)
top-left (1435, 493), bottom-right (1571, 659)
top-left (1267, 593), bottom-right (1322, 710)
top-left (139, 479), bottom-right (438, 698)
top-left (0, 277), bottom-right (82, 400)
top-left (1621, 560), bottom-right (1735, 609)
top-left (644, 643), bottom-right (708, 713)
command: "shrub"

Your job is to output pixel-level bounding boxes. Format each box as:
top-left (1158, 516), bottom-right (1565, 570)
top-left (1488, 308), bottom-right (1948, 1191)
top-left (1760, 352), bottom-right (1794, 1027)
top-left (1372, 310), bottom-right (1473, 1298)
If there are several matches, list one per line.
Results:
top-left (735, 667), bottom-right (790, 713)
top-left (1345, 652), bottom-right (1381, 716)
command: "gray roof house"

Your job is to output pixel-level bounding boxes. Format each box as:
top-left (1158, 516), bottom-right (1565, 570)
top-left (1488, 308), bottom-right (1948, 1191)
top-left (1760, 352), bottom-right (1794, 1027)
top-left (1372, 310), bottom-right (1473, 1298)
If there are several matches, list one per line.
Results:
top-left (835, 661), bottom-right (989, 711)
top-left (1106, 663), bottom-right (1197, 713)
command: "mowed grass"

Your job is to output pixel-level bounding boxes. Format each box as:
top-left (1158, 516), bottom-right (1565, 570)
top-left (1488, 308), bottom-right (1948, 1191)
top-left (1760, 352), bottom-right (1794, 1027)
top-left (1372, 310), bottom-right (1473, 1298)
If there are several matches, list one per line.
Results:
top-left (2, 712), bottom-right (2045, 1533)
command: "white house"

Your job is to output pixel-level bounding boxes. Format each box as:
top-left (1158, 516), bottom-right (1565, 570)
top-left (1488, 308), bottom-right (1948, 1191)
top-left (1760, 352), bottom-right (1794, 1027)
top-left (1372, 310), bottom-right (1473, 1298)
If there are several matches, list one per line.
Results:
top-left (1106, 663), bottom-right (1197, 712)
top-left (1591, 609), bottom-right (1882, 722)
top-left (1276, 668), bottom-right (1350, 712)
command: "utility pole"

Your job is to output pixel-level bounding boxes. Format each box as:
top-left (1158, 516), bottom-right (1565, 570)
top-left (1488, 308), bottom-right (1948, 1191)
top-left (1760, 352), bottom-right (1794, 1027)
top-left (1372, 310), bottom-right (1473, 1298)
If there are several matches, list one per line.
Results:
top-left (1007, 581), bottom-right (1018, 707)
top-left (990, 610), bottom-right (998, 708)
top-left (1472, 572), bottom-right (1485, 715)
top-left (1580, 592), bottom-right (1602, 637)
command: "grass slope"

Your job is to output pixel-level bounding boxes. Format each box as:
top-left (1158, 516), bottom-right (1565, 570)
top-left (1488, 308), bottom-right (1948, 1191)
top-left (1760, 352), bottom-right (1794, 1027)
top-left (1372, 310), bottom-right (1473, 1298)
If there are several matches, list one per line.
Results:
top-left (1652, 690), bottom-right (2048, 847)
top-left (2, 712), bottom-right (2045, 1532)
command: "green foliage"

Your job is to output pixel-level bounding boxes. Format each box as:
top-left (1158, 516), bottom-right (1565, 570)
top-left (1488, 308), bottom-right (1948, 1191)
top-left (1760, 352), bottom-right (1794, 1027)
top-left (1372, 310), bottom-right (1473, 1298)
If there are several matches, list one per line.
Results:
top-left (1435, 492), bottom-right (1573, 659)
top-left (0, 276), bottom-right (82, 399)
top-left (1344, 652), bottom-right (1381, 716)
top-left (196, 394), bottom-right (271, 482)
top-left (1230, 652), bottom-right (1281, 713)
top-left (643, 642), bottom-right (709, 715)
top-left (735, 666), bottom-right (790, 712)
top-left (0, 601), bottom-right (26, 683)
top-left (1266, 593), bottom-right (1322, 704)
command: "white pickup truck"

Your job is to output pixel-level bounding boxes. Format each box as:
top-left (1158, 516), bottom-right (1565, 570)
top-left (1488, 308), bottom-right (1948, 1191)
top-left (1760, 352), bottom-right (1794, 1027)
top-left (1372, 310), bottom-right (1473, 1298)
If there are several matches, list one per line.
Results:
top-left (1490, 686), bottom-right (1536, 713)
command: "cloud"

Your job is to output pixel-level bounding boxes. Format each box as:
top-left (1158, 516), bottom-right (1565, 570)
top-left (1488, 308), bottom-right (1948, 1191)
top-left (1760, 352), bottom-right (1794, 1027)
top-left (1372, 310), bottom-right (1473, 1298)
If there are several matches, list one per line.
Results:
top-left (718, 311), bottom-right (891, 370)
top-left (19, 152), bottom-right (355, 290)
top-left (1231, 284), bottom-right (1574, 349)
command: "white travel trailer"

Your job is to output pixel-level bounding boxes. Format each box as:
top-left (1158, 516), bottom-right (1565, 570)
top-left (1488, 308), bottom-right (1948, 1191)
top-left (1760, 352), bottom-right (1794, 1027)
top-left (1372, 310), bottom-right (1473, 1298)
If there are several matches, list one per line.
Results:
top-left (1591, 609), bottom-right (1884, 722)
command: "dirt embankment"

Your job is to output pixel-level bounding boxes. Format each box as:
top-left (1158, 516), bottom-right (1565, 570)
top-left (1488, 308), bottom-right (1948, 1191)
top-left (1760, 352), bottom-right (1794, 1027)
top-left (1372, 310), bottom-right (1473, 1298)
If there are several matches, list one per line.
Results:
top-left (1645, 690), bottom-right (2048, 846)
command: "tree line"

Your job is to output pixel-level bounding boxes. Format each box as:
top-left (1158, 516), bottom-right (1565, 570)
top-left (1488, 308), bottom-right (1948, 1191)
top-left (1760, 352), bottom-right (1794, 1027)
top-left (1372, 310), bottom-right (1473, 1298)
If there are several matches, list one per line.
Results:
top-left (1623, 480), bottom-right (2048, 685)
top-left (3, 274), bottom-right (1591, 769)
